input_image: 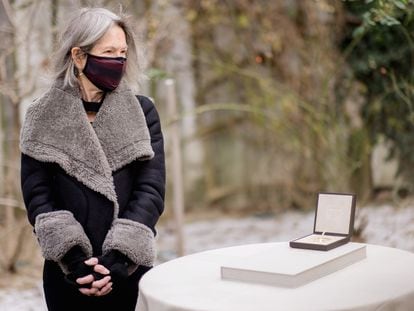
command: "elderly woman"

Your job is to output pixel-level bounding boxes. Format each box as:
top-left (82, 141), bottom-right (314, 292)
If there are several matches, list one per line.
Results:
top-left (19, 7), bottom-right (165, 311)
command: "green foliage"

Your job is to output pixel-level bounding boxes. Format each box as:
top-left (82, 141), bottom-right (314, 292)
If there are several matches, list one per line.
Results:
top-left (343, 0), bottom-right (414, 183)
top-left (146, 68), bottom-right (169, 81)
top-left (182, 1), bottom-right (366, 209)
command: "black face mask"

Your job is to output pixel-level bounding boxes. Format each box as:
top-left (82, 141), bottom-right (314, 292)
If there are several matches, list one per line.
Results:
top-left (82, 54), bottom-right (127, 92)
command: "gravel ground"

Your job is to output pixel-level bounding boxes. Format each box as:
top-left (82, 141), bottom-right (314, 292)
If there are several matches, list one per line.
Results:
top-left (1, 203), bottom-right (414, 310)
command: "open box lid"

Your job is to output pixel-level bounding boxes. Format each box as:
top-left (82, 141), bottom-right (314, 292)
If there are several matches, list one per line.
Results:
top-left (313, 192), bottom-right (356, 237)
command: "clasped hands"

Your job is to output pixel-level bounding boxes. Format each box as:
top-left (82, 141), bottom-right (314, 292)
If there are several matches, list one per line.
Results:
top-left (76, 257), bottom-right (113, 296)
top-left (64, 248), bottom-right (129, 297)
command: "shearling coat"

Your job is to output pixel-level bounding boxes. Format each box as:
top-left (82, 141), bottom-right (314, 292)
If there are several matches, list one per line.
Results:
top-left (19, 79), bottom-right (165, 310)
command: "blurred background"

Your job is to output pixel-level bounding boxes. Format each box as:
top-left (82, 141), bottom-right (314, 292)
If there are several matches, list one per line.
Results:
top-left (1, 0), bottom-right (414, 308)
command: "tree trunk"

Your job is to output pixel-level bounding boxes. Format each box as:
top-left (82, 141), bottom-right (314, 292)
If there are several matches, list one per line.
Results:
top-left (161, 1), bottom-right (204, 207)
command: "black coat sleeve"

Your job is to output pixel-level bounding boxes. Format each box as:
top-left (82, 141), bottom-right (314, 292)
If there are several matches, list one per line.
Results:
top-left (119, 95), bottom-right (166, 233)
top-left (20, 153), bottom-right (56, 226)
top-left (20, 153), bottom-right (94, 266)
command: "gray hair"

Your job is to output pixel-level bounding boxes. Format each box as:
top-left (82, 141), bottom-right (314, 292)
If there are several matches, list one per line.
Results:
top-left (52, 7), bottom-right (145, 90)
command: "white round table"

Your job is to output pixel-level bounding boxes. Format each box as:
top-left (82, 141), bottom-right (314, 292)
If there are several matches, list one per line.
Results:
top-left (137, 242), bottom-right (414, 311)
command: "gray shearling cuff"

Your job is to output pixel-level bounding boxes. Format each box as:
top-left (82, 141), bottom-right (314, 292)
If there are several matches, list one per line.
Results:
top-left (34, 210), bottom-right (93, 264)
top-left (102, 219), bottom-right (156, 268)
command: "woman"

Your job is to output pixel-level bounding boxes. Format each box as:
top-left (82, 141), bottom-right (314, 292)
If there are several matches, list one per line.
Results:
top-left (19, 7), bottom-right (165, 311)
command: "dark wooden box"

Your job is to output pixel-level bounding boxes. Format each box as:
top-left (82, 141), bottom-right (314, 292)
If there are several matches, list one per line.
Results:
top-left (290, 192), bottom-right (356, 251)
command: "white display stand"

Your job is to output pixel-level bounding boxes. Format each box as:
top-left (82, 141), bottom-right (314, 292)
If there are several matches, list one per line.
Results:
top-left (137, 243), bottom-right (414, 311)
top-left (221, 243), bottom-right (366, 287)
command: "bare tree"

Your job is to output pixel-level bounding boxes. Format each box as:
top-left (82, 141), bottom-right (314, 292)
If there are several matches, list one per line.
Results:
top-left (0, 0), bottom-right (50, 273)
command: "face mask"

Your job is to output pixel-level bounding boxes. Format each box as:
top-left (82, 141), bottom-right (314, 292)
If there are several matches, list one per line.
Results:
top-left (82, 54), bottom-right (126, 92)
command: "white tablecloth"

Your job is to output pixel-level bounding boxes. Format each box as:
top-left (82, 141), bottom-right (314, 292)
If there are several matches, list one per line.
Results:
top-left (137, 242), bottom-right (414, 311)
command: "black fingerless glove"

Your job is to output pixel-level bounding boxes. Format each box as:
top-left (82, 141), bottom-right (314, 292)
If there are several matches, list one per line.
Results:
top-left (97, 250), bottom-right (131, 287)
top-left (62, 246), bottom-right (94, 288)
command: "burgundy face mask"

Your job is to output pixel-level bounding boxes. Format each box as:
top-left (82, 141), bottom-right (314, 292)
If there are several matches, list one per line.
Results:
top-left (83, 54), bottom-right (126, 92)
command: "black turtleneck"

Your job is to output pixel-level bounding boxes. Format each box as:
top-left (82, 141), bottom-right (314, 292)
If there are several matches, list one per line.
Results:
top-left (82, 99), bottom-right (102, 113)
top-left (82, 94), bottom-right (105, 113)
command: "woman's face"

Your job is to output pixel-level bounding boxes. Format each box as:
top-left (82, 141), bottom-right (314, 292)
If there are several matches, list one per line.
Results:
top-left (72, 24), bottom-right (127, 71)
top-left (89, 24), bottom-right (127, 58)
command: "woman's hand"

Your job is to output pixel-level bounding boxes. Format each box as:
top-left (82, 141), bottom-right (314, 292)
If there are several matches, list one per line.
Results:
top-left (97, 250), bottom-right (130, 287)
top-left (76, 257), bottom-right (113, 296)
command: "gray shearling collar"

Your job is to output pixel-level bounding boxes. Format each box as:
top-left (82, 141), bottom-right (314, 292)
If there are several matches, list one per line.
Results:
top-left (20, 79), bottom-right (154, 217)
